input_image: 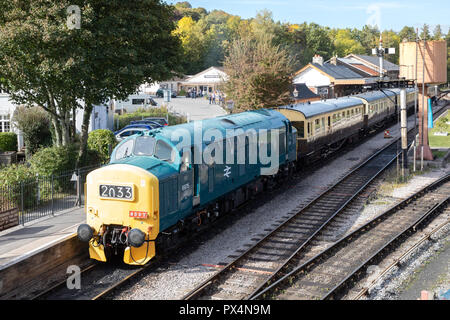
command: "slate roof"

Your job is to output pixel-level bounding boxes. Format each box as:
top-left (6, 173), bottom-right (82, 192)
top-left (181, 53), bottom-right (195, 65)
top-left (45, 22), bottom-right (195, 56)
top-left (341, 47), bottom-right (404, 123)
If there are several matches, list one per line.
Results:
top-left (292, 83), bottom-right (319, 99)
top-left (352, 55), bottom-right (399, 72)
top-left (312, 63), bottom-right (365, 80)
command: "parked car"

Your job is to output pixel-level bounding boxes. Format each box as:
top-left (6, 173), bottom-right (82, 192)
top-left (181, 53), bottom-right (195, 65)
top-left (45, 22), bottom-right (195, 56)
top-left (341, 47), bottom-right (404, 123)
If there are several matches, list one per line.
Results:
top-left (114, 124), bottom-right (159, 141)
top-left (143, 117), bottom-right (168, 126)
top-left (130, 120), bottom-right (163, 127)
top-left (155, 89), bottom-right (177, 98)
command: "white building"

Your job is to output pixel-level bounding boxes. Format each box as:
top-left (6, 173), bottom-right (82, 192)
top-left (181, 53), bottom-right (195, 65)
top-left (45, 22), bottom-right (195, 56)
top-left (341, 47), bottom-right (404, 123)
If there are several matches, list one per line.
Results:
top-left (179, 66), bottom-right (228, 95)
top-left (75, 100), bottom-right (115, 134)
top-left (0, 89), bottom-right (23, 151)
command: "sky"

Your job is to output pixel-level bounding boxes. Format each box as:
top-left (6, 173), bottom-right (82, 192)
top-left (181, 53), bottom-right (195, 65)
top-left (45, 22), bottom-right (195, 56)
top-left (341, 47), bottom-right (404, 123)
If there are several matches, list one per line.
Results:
top-left (167, 0), bottom-right (450, 33)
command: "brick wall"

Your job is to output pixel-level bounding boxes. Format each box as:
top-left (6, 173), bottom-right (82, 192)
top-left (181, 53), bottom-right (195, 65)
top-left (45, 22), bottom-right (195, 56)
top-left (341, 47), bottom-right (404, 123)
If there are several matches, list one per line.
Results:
top-left (0, 208), bottom-right (19, 231)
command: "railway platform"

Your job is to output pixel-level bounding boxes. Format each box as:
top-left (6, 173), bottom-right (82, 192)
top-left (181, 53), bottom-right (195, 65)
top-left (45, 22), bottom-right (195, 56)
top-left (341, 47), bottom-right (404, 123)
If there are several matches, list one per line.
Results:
top-left (0, 207), bottom-right (84, 269)
top-left (0, 207), bottom-right (87, 299)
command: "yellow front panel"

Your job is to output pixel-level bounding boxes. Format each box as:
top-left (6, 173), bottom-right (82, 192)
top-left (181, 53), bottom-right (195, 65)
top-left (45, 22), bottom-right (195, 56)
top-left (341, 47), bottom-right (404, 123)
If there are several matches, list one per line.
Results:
top-left (85, 164), bottom-right (160, 240)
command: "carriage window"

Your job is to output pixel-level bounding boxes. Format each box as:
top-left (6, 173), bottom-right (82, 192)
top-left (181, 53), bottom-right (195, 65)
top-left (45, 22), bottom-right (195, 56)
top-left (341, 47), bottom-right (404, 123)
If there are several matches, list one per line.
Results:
top-left (115, 139), bottom-right (135, 160)
top-left (133, 136), bottom-right (156, 156)
top-left (315, 119), bottom-right (321, 133)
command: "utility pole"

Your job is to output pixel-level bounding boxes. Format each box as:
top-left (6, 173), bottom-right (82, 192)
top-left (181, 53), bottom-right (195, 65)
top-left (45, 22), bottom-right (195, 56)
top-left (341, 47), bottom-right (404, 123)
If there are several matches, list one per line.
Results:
top-left (400, 88), bottom-right (408, 179)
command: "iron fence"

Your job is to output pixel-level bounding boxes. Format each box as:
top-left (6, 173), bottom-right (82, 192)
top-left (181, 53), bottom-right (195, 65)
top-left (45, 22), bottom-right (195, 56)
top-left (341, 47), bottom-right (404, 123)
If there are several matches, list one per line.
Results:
top-left (0, 164), bottom-right (101, 225)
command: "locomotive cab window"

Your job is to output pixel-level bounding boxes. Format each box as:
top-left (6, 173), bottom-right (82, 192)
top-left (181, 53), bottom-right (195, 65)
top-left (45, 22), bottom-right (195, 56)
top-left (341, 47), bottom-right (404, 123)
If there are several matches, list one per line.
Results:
top-left (154, 140), bottom-right (176, 163)
top-left (133, 136), bottom-right (156, 156)
top-left (115, 139), bottom-right (135, 160)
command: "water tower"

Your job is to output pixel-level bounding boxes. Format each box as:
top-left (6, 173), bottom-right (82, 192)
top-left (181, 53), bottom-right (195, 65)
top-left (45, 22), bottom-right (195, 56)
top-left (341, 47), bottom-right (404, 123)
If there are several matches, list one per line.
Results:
top-left (399, 39), bottom-right (447, 160)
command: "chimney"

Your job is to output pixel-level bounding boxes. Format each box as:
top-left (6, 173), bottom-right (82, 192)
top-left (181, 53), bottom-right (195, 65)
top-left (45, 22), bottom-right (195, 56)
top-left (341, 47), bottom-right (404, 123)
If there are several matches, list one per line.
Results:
top-left (330, 56), bottom-right (338, 65)
top-left (312, 54), bottom-right (323, 66)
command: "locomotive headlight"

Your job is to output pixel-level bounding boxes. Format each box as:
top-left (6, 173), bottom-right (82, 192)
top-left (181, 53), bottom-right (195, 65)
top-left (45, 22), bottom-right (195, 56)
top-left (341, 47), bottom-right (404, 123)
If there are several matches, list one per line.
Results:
top-left (77, 224), bottom-right (94, 242)
top-left (127, 228), bottom-right (146, 247)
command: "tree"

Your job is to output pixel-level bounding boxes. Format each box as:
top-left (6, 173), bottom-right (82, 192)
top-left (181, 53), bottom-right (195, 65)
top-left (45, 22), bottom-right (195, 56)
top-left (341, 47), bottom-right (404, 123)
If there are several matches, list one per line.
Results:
top-left (303, 23), bottom-right (334, 63)
top-left (222, 34), bottom-right (294, 112)
top-left (433, 25), bottom-right (443, 40)
top-left (420, 24), bottom-right (431, 40)
top-left (0, 0), bottom-right (183, 167)
top-left (12, 106), bottom-right (52, 159)
top-left (399, 26), bottom-right (417, 42)
top-left (382, 30), bottom-right (400, 64)
top-left (173, 16), bottom-right (214, 74)
top-left (333, 29), bottom-right (366, 57)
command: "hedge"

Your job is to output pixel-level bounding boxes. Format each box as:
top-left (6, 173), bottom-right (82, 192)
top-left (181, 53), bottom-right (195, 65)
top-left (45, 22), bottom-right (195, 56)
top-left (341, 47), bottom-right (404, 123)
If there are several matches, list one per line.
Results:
top-left (87, 129), bottom-right (117, 164)
top-left (114, 106), bottom-right (186, 130)
top-left (0, 132), bottom-right (17, 152)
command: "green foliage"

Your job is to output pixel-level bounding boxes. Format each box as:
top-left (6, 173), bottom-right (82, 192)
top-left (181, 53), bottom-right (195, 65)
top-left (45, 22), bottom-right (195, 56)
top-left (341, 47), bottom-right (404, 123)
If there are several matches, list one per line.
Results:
top-left (87, 130), bottom-right (117, 164)
top-left (11, 106), bottom-right (51, 158)
top-left (333, 29), bottom-right (366, 57)
top-left (0, 132), bottom-right (17, 152)
top-left (0, 163), bottom-right (35, 186)
top-left (223, 33), bottom-right (294, 111)
top-left (0, 0), bottom-right (184, 166)
top-left (28, 145), bottom-right (78, 177)
top-left (0, 163), bottom-right (37, 210)
top-left (114, 107), bottom-right (186, 130)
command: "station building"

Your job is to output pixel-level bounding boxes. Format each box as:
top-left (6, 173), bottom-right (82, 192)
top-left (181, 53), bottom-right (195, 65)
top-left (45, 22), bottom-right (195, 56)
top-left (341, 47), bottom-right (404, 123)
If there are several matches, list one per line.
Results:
top-left (179, 66), bottom-right (228, 95)
top-left (293, 55), bottom-right (378, 99)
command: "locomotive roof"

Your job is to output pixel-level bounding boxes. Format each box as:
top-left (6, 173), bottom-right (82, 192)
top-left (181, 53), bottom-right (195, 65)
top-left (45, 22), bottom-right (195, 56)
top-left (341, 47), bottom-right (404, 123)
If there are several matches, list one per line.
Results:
top-left (154, 108), bottom-right (288, 145)
top-left (278, 97), bottom-right (362, 118)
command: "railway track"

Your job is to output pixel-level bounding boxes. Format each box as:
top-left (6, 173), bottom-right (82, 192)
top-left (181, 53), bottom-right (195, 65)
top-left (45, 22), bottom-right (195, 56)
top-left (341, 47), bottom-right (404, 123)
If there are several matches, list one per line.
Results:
top-left (350, 214), bottom-right (450, 300)
top-left (182, 120), bottom-right (429, 300)
top-left (251, 173), bottom-right (450, 300)
top-left (33, 258), bottom-right (155, 300)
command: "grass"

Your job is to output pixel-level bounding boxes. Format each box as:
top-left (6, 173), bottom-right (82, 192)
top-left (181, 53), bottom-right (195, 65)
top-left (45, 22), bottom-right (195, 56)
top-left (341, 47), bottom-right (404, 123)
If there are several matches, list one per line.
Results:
top-left (429, 110), bottom-right (450, 148)
top-left (432, 150), bottom-right (447, 159)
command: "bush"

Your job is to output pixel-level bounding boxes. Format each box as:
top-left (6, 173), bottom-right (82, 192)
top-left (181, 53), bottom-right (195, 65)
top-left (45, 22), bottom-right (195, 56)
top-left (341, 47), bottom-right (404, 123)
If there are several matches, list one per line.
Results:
top-left (87, 129), bottom-right (117, 164)
top-left (12, 106), bottom-right (52, 158)
top-left (0, 132), bottom-right (18, 152)
top-left (113, 106), bottom-right (186, 130)
top-left (28, 145), bottom-right (78, 177)
top-left (0, 163), bottom-right (36, 210)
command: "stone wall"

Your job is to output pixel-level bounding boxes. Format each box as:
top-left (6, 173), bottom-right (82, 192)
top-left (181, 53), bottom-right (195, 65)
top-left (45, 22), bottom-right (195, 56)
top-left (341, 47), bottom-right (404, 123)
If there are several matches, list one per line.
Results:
top-left (0, 208), bottom-right (19, 231)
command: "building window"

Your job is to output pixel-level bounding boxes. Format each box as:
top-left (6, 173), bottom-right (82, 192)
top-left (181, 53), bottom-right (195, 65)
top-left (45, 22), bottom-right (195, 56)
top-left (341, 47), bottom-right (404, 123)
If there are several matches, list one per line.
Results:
top-left (132, 99), bottom-right (145, 105)
top-left (0, 115), bottom-right (11, 132)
